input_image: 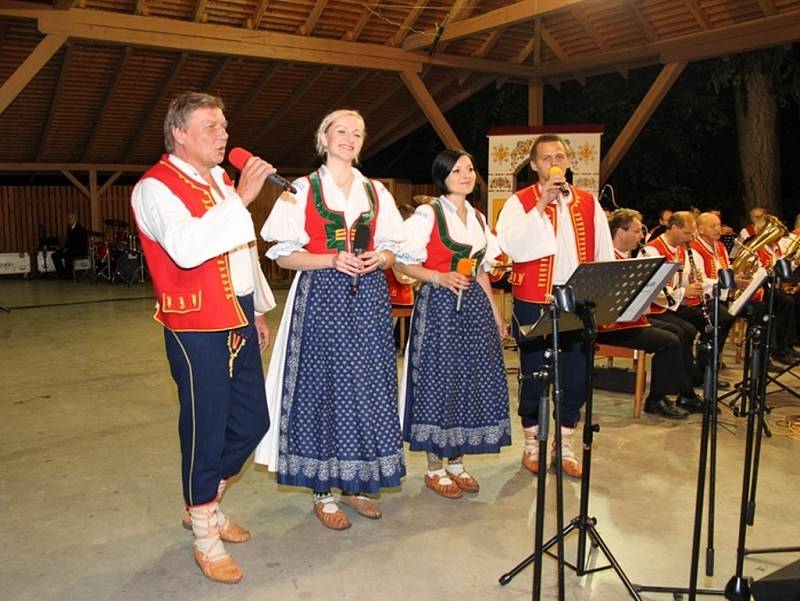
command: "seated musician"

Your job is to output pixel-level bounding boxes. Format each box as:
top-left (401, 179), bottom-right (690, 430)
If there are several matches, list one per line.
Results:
top-left (597, 208), bottom-right (698, 419)
top-left (739, 206), bottom-right (767, 243)
top-left (641, 211), bottom-right (734, 402)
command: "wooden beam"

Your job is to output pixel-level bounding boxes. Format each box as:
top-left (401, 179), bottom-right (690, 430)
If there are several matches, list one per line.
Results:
top-left (53, 0), bottom-right (78, 8)
top-left (0, 34), bottom-right (67, 115)
top-left (134, 0), bottom-right (148, 16)
top-left (97, 171), bottom-right (123, 197)
top-left (540, 26), bottom-right (570, 63)
top-left (342, 1), bottom-right (376, 41)
top-left (533, 17), bottom-right (542, 65)
top-left (683, 0), bottom-right (711, 30)
top-left (0, 162), bottom-right (150, 172)
top-left (271, 70), bottom-right (370, 164)
top-left (625, 0), bottom-right (657, 43)
top-left (474, 29), bottom-right (504, 59)
top-left (390, 0), bottom-right (429, 47)
top-left (248, 0), bottom-right (271, 30)
top-left (528, 79), bottom-right (543, 126)
top-left (250, 68), bottom-right (326, 147)
top-left (204, 55), bottom-right (233, 92)
top-left (81, 47), bottom-right (132, 162)
top-left (227, 63), bottom-right (279, 128)
top-left (513, 38), bottom-right (534, 64)
top-left (36, 42), bottom-right (72, 161)
top-left (298, 0), bottom-right (329, 36)
top-left (60, 169), bottom-right (90, 198)
top-left (568, 6), bottom-right (609, 51)
top-left (755, 0), bottom-right (776, 16)
top-left (600, 62), bottom-right (686, 183)
top-left (124, 52), bottom-right (189, 161)
top-left (402, 0), bottom-right (583, 50)
top-left (193, 0), bottom-right (208, 23)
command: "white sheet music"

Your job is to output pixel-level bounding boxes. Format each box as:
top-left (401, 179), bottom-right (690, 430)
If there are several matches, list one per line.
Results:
top-left (729, 266), bottom-right (768, 317)
top-left (617, 261), bottom-right (680, 322)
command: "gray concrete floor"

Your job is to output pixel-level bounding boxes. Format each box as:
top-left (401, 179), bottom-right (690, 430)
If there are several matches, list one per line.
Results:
top-left (1, 277), bottom-right (798, 601)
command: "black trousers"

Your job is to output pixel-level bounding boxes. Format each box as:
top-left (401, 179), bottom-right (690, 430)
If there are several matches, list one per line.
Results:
top-left (597, 323), bottom-right (690, 400)
top-left (649, 312), bottom-right (701, 386)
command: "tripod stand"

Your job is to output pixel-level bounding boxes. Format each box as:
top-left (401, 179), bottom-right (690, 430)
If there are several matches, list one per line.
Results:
top-left (499, 258), bottom-right (667, 600)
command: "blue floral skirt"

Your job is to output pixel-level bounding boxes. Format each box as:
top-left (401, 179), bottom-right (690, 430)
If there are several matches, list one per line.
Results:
top-left (402, 281), bottom-right (511, 457)
top-left (277, 268), bottom-right (405, 493)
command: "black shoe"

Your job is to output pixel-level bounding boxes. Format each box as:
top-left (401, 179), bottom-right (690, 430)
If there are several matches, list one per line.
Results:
top-left (676, 393), bottom-right (704, 414)
top-left (771, 351), bottom-right (794, 365)
top-left (644, 397), bottom-right (689, 420)
top-left (717, 380), bottom-right (731, 390)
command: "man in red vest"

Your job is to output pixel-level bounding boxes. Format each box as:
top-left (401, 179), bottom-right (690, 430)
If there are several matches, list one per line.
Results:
top-left (597, 208), bottom-right (692, 419)
top-left (131, 92), bottom-right (277, 584)
top-left (496, 133), bottom-right (614, 478)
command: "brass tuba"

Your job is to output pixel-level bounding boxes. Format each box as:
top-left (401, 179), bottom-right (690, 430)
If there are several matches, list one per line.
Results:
top-left (729, 215), bottom-right (788, 300)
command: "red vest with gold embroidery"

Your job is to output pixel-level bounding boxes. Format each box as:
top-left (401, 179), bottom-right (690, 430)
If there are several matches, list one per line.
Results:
top-left (385, 269), bottom-right (414, 306)
top-left (598, 249), bottom-right (650, 332)
top-left (303, 170), bottom-right (378, 254)
top-left (690, 238), bottom-right (730, 277)
top-left (508, 184), bottom-right (595, 303)
top-left (646, 236), bottom-right (694, 314)
top-left (135, 156), bottom-right (248, 332)
top-left (421, 199), bottom-right (487, 274)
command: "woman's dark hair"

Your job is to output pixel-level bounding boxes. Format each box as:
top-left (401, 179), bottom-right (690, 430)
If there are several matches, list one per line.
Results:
top-left (431, 149), bottom-right (476, 196)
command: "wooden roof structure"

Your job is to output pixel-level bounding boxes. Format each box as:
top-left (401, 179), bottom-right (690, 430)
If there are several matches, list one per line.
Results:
top-left (2, 0), bottom-right (800, 183)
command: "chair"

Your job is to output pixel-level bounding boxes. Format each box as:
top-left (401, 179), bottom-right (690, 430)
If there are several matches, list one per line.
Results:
top-left (731, 317), bottom-right (747, 364)
top-left (72, 256), bottom-right (93, 281)
top-left (595, 344), bottom-right (648, 418)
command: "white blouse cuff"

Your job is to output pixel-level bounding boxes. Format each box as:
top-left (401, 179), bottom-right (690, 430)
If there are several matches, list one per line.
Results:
top-left (266, 241), bottom-right (306, 260)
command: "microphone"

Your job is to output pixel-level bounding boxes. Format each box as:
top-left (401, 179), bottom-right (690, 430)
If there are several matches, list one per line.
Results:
top-left (350, 223), bottom-right (371, 295)
top-left (548, 166), bottom-right (570, 196)
top-left (455, 257), bottom-right (475, 312)
top-left (228, 147), bottom-right (297, 194)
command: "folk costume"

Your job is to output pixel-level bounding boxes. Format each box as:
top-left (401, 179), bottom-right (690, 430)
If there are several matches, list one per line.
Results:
top-left (397, 196), bottom-right (511, 464)
top-left (495, 182), bottom-right (613, 429)
top-left (254, 165), bottom-right (406, 497)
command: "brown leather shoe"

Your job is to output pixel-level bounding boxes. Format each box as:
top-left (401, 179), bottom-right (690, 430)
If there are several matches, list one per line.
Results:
top-left (193, 547), bottom-right (243, 584)
top-left (521, 449), bottom-right (539, 474)
top-left (447, 470), bottom-right (480, 493)
top-left (313, 500), bottom-right (352, 530)
top-left (340, 494), bottom-right (382, 519)
top-left (424, 473), bottom-right (463, 499)
top-left (182, 509), bottom-right (251, 543)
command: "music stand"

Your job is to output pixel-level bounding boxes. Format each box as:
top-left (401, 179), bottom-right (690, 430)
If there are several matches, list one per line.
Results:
top-left (499, 256), bottom-right (667, 600)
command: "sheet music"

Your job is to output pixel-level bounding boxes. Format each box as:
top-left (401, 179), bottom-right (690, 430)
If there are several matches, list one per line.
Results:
top-left (729, 266), bottom-right (768, 317)
top-left (617, 261), bottom-right (679, 322)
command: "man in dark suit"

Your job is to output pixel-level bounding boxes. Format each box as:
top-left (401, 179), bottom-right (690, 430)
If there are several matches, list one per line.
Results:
top-left (52, 213), bottom-right (88, 278)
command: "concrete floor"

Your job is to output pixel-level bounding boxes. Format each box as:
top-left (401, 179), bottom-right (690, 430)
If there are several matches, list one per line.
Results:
top-left (1, 277), bottom-right (798, 601)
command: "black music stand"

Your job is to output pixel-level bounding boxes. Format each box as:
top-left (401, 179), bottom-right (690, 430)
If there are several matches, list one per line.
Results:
top-left (499, 256), bottom-right (667, 601)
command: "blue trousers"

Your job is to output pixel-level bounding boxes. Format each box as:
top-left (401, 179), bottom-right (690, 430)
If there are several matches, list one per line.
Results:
top-left (512, 298), bottom-right (587, 428)
top-left (164, 295), bottom-right (269, 506)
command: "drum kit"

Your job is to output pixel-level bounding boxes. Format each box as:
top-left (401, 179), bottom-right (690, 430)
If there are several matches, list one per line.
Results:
top-left (86, 218), bottom-right (148, 285)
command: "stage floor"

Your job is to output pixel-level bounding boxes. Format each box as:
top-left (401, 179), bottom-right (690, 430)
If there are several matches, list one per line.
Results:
top-left (1, 278), bottom-right (798, 600)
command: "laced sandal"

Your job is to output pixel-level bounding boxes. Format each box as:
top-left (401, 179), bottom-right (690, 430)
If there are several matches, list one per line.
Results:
top-left (340, 494), bottom-right (382, 519)
top-left (193, 545), bottom-right (243, 584)
top-left (446, 470), bottom-right (480, 493)
top-left (181, 508), bottom-right (251, 543)
top-left (424, 473), bottom-right (463, 499)
top-left (313, 499), bottom-right (352, 530)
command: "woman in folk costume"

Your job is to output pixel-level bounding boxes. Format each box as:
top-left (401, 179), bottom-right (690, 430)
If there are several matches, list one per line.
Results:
top-left (254, 109), bottom-right (406, 530)
top-left (395, 149), bottom-right (510, 499)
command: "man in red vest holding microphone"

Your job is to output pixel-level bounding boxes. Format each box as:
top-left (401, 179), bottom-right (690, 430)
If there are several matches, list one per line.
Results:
top-left (132, 91), bottom-right (276, 584)
top-left (496, 134), bottom-right (614, 478)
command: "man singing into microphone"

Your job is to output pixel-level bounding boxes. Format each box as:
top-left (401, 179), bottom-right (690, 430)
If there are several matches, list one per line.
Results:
top-left (496, 134), bottom-right (613, 478)
top-left (131, 91), bottom-right (276, 584)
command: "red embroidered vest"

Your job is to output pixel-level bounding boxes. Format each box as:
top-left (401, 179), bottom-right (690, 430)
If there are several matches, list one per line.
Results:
top-left (134, 156), bottom-right (248, 331)
top-left (598, 249), bottom-right (650, 332)
top-left (690, 239), bottom-right (730, 277)
top-left (385, 269), bottom-right (414, 306)
top-left (303, 170), bottom-right (378, 254)
top-left (646, 236), bottom-right (695, 313)
top-left (508, 184), bottom-right (595, 303)
top-left (421, 199), bottom-right (487, 274)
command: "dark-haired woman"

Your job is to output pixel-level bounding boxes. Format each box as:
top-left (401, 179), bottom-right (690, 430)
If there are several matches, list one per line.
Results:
top-left (395, 149), bottom-right (510, 499)
top-left (254, 109), bottom-right (406, 530)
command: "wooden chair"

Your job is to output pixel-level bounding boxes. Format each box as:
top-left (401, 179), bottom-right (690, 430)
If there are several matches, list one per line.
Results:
top-left (595, 344), bottom-right (648, 418)
top-left (731, 317), bottom-right (747, 364)
top-left (391, 305), bottom-right (414, 350)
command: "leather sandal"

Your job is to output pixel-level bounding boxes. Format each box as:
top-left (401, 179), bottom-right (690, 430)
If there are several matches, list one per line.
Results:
top-left (521, 449), bottom-right (540, 474)
top-left (340, 494), bottom-right (382, 519)
top-left (424, 473), bottom-right (463, 499)
top-left (447, 470), bottom-right (480, 493)
top-left (313, 500), bottom-right (352, 530)
top-left (193, 546), bottom-right (243, 584)
top-left (182, 509), bottom-right (251, 543)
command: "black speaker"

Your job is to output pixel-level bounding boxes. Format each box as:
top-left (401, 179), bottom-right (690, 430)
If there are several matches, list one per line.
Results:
top-left (752, 559), bottom-right (800, 601)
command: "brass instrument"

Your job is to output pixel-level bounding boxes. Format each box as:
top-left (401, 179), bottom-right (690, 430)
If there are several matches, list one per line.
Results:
top-left (779, 233), bottom-right (800, 294)
top-left (729, 215), bottom-right (788, 301)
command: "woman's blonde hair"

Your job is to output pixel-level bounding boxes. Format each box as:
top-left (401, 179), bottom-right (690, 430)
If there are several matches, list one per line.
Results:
top-left (315, 109), bottom-right (366, 160)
